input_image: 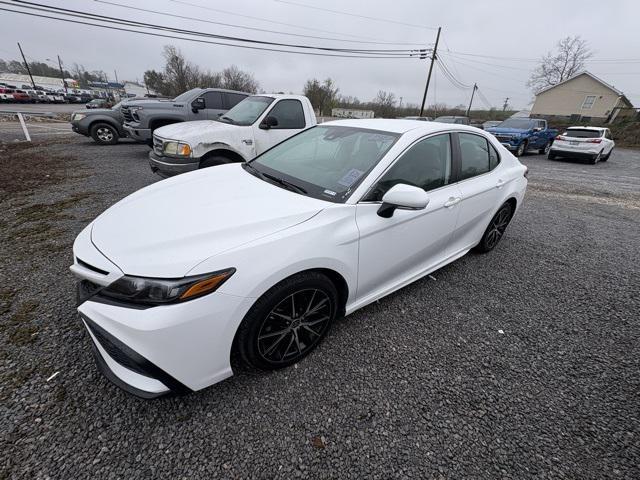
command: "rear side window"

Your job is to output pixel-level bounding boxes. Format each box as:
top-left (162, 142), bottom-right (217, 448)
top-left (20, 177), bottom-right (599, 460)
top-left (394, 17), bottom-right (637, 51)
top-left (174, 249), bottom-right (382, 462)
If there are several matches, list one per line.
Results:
top-left (225, 92), bottom-right (247, 109)
top-left (459, 133), bottom-right (500, 180)
top-left (564, 129), bottom-right (601, 138)
top-left (203, 91), bottom-right (223, 109)
top-left (267, 100), bottom-right (306, 129)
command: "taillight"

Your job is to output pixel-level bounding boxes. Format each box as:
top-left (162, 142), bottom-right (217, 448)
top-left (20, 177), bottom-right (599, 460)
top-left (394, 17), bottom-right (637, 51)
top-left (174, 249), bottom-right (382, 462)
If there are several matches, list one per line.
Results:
top-left (587, 139), bottom-right (602, 143)
top-left (555, 135), bottom-right (565, 141)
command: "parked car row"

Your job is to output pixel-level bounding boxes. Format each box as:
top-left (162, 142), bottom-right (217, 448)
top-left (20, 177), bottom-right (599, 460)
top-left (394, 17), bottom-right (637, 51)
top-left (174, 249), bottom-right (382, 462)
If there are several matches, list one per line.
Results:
top-left (0, 83), bottom-right (109, 104)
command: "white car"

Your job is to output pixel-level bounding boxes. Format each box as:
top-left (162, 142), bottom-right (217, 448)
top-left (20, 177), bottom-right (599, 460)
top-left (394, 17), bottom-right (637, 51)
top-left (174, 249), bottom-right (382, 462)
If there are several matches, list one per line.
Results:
top-left (71, 120), bottom-right (528, 398)
top-left (549, 126), bottom-right (615, 164)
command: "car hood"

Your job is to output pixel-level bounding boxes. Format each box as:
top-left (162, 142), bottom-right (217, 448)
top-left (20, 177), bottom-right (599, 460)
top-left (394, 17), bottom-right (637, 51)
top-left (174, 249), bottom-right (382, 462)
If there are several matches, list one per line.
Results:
top-left (73, 108), bottom-right (114, 115)
top-left (487, 127), bottom-right (532, 135)
top-left (154, 120), bottom-right (241, 143)
top-left (90, 164), bottom-right (328, 277)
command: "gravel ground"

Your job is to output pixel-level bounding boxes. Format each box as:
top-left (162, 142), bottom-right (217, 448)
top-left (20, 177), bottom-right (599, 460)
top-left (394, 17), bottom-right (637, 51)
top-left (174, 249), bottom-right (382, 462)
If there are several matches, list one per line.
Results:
top-left (1, 136), bottom-right (638, 479)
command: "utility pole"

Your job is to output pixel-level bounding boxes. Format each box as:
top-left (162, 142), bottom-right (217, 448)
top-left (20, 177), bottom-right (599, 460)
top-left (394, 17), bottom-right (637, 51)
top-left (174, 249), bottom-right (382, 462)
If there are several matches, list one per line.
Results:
top-left (502, 97), bottom-right (509, 112)
top-left (57, 55), bottom-right (68, 93)
top-left (420, 26), bottom-right (441, 117)
top-left (17, 42), bottom-right (36, 89)
top-left (465, 83), bottom-right (477, 117)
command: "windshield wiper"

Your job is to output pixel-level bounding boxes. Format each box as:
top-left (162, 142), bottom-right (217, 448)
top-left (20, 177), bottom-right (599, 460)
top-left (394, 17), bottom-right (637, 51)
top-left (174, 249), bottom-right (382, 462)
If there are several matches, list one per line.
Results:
top-left (219, 115), bottom-right (235, 124)
top-left (243, 163), bottom-right (307, 194)
top-left (262, 172), bottom-right (307, 194)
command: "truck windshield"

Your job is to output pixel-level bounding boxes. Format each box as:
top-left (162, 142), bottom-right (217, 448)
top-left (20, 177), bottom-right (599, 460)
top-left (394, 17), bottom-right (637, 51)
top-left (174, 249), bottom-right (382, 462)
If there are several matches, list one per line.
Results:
top-left (246, 125), bottom-right (400, 203)
top-left (173, 88), bottom-right (202, 102)
top-left (497, 119), bottom-right (537, 129)
top-left (218, 96), bottom-right (274, 126)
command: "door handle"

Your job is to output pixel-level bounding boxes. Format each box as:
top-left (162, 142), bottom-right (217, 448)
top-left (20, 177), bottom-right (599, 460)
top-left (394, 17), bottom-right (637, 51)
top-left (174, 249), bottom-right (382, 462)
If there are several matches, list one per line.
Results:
top-left (495, 179), bottom-right (505, 189)
top-left (444, 196), bottom-right (461, 208)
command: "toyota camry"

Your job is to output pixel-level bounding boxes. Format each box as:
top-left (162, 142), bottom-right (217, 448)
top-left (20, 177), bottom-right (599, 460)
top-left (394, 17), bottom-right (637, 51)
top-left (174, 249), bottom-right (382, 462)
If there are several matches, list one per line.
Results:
top-left (71, 119), bottom-right (528, 398)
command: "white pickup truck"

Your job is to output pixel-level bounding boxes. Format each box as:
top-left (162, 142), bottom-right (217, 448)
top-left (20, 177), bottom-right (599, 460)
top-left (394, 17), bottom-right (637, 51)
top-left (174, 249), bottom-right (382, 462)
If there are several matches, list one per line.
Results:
top-left (149, 94), bottom-right (317, 177)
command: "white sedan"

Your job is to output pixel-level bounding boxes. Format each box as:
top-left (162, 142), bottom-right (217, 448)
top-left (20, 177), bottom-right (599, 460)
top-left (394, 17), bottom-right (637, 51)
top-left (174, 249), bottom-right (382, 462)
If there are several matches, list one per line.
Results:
top-left (549, 126), bottom-right (615, 164)
top-left (71, 119), bottom-right (528, 398)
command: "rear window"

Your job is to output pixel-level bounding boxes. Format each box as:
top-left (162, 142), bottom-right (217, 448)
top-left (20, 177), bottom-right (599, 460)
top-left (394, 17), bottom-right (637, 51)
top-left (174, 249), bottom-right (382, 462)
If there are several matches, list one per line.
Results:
top-left (564, 129), bottom-right (602, 138)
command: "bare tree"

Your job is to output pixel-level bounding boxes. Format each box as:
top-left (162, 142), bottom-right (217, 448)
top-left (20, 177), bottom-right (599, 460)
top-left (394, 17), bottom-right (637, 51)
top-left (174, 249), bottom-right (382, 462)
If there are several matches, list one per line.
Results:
top-left (373, 90), bottom-right (397, 118)
top-left (527, 36), bottom-right (592, 92)
top-left (221, 65), bottom-right (258, 93)
top-left (303, 78), bottom-right (339, 115)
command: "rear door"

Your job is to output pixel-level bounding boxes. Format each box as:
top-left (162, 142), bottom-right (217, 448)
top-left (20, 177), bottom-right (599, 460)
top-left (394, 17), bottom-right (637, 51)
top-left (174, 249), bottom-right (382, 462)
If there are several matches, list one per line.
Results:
top-left (448, 132), bottom-right (505, 254)
top-left (253, 99), bottom-right (308, 154)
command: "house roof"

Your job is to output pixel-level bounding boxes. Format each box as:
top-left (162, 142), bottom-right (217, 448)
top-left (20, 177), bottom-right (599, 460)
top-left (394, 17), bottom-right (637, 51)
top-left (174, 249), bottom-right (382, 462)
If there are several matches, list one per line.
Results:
top-left (536, 71), bottom-right (633, 106)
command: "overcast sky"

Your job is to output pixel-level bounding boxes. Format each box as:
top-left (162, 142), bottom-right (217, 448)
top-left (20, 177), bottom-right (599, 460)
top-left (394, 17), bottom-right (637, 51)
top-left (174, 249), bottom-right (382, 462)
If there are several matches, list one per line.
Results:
top-left (1, 0), bottom-right (639, 109)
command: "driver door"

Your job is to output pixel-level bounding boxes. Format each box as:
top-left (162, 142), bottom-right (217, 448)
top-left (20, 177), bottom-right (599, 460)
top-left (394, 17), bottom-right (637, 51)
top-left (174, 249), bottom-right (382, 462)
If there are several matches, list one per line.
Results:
top-left (355, 133), bottom-right (462, 302)
top-left (253, 99), bottom-right (308, 155)
top-left (202, 91), bottom-right (225, 120)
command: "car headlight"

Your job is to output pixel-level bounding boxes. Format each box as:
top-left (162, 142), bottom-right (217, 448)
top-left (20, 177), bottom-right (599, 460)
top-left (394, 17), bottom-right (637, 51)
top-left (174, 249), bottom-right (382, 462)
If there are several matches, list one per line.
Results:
top-left (72, 113), bottom-right (86, 121)
top-left (98, 269), bottom-right (236, 306)
top-left (163, 141), bottom-right (192, 157)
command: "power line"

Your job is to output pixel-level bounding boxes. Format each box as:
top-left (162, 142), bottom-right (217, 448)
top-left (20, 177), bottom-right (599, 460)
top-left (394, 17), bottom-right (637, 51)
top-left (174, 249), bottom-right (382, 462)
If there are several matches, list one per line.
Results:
top-left (166, 0), bottom-right (421, 44)
top-left (273, 0), bottom-right (438, 31)
top-left (0, 6), bottom-right (424, 59)
top-left (9, 1), bottom-right (421, 55)
top-left (93, 0), bottom-right (425, 46)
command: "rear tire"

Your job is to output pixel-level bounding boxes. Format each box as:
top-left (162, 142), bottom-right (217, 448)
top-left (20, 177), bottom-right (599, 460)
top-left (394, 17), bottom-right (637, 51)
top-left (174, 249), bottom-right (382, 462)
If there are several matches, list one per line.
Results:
top-left (591, 150), bottom-right (602, 164)
top-left (539, 141), bottom-right (551, 155)
top-left (90, 123), bottom-right (119, 145)
top-left (234, 272), bottom-right (338, 371)
top-left (474, 203), bottom-right (514, 253)
top-left (547, 151), bottom-right (556, 160)
top-left (602, 148), bottom-right (613, 161)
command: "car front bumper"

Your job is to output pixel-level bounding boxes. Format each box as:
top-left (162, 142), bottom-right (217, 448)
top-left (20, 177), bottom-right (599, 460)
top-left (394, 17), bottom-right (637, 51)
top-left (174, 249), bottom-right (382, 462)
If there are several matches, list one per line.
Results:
top-left (148, 151), bottom-right (199, 178)
top-left (71, 232), bottom-right (254, 398)
top-left (123, 123), bottom-right (152, 143)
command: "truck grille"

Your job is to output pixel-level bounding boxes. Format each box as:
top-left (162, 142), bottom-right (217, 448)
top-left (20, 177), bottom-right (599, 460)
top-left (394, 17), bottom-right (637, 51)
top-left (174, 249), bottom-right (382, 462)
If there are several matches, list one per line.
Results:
top-left (153, 136), bottom-right (164, 156)
top-left (495, 135), bottom-right (512, 142)
top-left (121, 106), bottom-right (134, 123)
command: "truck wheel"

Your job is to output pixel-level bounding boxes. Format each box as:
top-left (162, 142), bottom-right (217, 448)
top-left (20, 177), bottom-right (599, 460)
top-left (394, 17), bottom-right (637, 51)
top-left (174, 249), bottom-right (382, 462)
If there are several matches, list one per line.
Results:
top-left (90, 123), bottom-right (119, 145)
top-left (539, 141), bottom-right (551, 155)
top-left (200, 154), bottom-right (234, 169)
top-left (515, 142), bottom-right (526, 157)
top-left (601, 148), bottom-right (613, 161)
top-left (547, 151), bottom-right (556, 160)
top-left (591, 150), bottom-right (602, 165)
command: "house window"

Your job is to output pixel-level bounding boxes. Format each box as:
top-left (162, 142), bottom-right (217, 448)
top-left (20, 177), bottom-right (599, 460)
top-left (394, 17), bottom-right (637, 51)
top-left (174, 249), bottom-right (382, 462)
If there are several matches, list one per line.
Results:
top-left (582, 95), bottom-right (596, 110)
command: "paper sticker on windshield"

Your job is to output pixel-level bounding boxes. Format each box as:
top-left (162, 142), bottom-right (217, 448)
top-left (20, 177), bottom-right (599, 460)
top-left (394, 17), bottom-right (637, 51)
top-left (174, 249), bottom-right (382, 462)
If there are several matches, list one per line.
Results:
top-left (323, 189), bottom-right (337, 196)
top-left (337, 168), bottom-right (364, 187)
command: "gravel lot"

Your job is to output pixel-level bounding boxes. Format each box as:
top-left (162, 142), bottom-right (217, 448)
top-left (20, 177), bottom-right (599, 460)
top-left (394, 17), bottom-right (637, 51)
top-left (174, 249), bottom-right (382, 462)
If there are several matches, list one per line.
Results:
top-left (1, 135), bottom-right (638, 479)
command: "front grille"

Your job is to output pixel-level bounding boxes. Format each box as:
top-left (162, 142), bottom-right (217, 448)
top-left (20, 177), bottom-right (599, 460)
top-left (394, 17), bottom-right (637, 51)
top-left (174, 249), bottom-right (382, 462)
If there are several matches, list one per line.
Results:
top-left (121, 106), bottom-right (134, 123)
top-left (153, 136), bottom-right (164, 157)
top-left (496, 135), bottom-right (512, 142)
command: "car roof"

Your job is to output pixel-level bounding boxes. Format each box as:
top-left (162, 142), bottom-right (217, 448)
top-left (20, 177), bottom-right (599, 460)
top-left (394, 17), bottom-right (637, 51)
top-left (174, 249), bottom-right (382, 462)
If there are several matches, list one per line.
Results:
top-left (253, 93), bottom-right (309, 101)
top-left (321, 118), bottom-right (482, 134)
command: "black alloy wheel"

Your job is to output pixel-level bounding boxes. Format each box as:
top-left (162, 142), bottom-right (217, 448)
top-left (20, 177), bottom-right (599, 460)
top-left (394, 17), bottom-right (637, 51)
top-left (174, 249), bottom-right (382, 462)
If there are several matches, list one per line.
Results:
top-left (475, 203), bottom-right (513, 253)
top-left (234, 272), bottom-right (338, 370)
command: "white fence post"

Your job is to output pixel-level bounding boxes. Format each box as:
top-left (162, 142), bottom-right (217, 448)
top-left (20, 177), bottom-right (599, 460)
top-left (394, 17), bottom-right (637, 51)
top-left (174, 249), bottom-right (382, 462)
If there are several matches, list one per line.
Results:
top-left (17, 112), bottom-right (31, 142)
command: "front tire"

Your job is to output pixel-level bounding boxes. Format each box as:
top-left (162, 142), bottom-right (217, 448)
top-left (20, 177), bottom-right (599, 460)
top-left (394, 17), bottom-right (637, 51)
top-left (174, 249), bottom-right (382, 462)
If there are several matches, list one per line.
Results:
top-left (234, 272), bottom-right (338, 371)
top-left (474, 203), bottom-right (514, 253)
top-left (90, 123), bottom-right (119, 145)
top-left (200, 154), bottom-right (234, 169)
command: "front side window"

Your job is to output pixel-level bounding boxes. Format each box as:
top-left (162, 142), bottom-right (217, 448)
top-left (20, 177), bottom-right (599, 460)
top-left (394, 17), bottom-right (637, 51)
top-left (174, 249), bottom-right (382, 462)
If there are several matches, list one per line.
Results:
top-left (365, 134), bottom-right (452, 202)
top-left (582, 95), bottom-right (596, 109)
top-left (203, 91), bottom-right (223, 109)
top-left (266, 99), bottom-right (306, 129)
top-left (249, 126), bottom-right (399, 202)
top-left (217, 96), bottom-right (274, 126)
top-left (459, 133), bottom-right (493, 181)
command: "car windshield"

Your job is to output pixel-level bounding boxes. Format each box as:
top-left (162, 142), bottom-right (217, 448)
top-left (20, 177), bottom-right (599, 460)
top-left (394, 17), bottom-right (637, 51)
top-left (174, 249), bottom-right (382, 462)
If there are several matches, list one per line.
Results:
top-left (497, 119), bottom-right (537, 129)
top-left (217, 96), bottom-right (274, 126)
top-left (173, 88), bottom-right (201, 102)
top-left (563, 129), bottom-right (602, 138)
top-left (247, 125), bottom-right (400, 203)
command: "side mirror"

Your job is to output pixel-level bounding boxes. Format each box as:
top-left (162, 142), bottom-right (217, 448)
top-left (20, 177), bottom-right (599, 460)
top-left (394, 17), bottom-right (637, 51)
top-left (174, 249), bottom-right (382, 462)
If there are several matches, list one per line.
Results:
top-left (259, 115), bottom-right (278, 130)
top-left (377, 184), bottom-right (430, 218)
top-left (191, 97), bottom-right (205, 113)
